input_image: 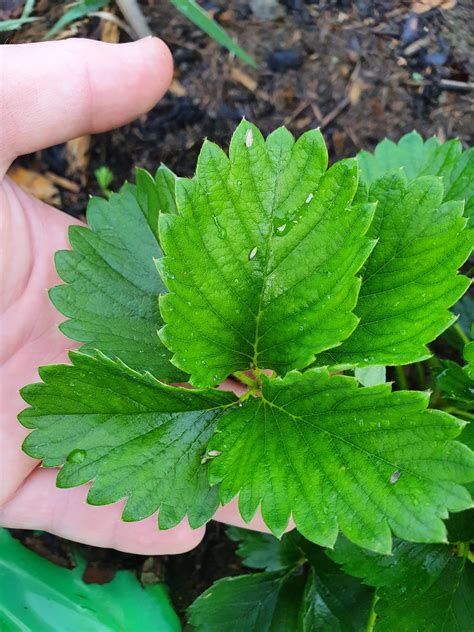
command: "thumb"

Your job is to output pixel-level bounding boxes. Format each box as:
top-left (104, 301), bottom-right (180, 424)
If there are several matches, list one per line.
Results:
top-left (0, 37), bottom-right (173, 173)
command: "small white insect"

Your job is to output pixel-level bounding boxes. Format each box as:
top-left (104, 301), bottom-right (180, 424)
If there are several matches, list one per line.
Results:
top-left (207, 450), bottom-right (221, 457)
top-left (245, 129), bottom-right (253, 147)
top-left (277, 224), bottom-right (286, 232)
top-left (306, 193), bottom-right (314, 203)
top-left (248, 246), bottom-right (258, 260)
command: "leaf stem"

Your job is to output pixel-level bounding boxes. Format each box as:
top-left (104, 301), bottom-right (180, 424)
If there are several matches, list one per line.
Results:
top-left (394, 365), bottom-right (408, 390)
top-left (452, 322), bottom-right (469, 346)
top-left (444, 408), bottom-right (474, 420)
top-left (456, 541), bottom-right (469, 558)
top-left (232, 371), bottom-right (258, 388)
top-left (414, 362), bottom-right (425, 389)
top-left (365, 591), bottom-right (379, 632)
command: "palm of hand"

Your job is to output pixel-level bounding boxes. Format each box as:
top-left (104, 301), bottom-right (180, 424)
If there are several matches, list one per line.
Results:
top-left (0, 38), bottom-right (273, 554)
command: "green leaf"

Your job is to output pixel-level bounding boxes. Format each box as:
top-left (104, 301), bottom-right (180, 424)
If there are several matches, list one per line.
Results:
top-left (318, 172), bottom-right (472, 367)
top-left (329, 537), bottom-right (474, 632)
top-left (50, 187), bottom-right (184, 381)
top-left (168, 0), bottom-right (256, 68)
top-left (452, 296), bottom-right (474, 339)
top-left (159, 121), bottom-right (375, 386)
top-left (435, 359), bottom-right (474, 408)
top-left (187, 570), bottom-right (304, 632)
top-left (0, 16), bottom-right (38, 32)
top-left (445, 147), bottom-right (474, 225)
top-left (301, 545), bottom-right (373, 632)
top-left (355, 365), bottom-right (386, 386)
top-left (358, 132), bottom-right (474, 225)
top-left (445, 421), bottom-right (474, 543)
top-left (135, 168), bottom-right (160, 238)
top-left (155, 164), bottom-right (179, 214)
top-left (227, 528), bottom-right (303, 571)
top-left (19, 351), bottom-right (236, 529)
top-left (208, 369), bottom-right (473, 552)
top-left (94, 165), bottom-right (114, 199)
top-left (465, 327), bottom-right (474, 379)
top-left (0, 529), bottom-right (180, 632)
top-left (44, 0), bottom-right (107, 39)
top-left (189, 532), bottom-right (372, 631)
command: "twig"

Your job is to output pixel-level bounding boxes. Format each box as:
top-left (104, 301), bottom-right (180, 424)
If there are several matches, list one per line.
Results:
top-left (320, 96), bottom-right (350, 130)
top-left (90, 11), bottom-right (135, 38)
top-left (438, 79), bottom-right (474, 93)
top-left (115, 0), bottom-right (152, 39)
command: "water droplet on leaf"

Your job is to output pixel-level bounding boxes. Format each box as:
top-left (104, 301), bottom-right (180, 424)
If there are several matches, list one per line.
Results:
top-left (213, 215), bottom-right (227, 240)
top-left (67, 449), bottom-right (86, 464)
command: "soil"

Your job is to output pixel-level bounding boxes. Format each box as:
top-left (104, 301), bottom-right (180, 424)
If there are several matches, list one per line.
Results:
top-left (3, 0), bottom-right (473, 621)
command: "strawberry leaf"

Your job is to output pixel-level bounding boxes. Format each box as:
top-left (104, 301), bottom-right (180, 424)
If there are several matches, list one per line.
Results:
top-left (19, 352), bottom-right (236, 529)
top-left (188, 530), bottom-right (372, 631)
top-left (435, 360), bottom-right (474, 409)
top-left (227, 527), bottom-right (303, 571)
top-left (50, 186), bottom-right (185, 381)
top-left (358, 132), bottom-right (474, 225)
top-left (208, 369), bottom-right (473, 552)
top-left (329, 537), bottom-right (474, 631)
top-left (155, 164), bottom-right (179, 215)
top-left (187, 570), bottom-right (305, 632)
top-left (318, 173), bottom-right (473, 367)
top-left (158, 120), bottom-right (375, 387)
top-left (465, 326), bottom-right (474, 379)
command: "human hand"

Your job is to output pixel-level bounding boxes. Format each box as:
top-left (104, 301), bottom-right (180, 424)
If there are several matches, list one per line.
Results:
top-left (0, 38), bottom-right (279, 554)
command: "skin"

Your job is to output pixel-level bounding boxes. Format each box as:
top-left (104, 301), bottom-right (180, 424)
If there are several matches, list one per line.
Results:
top-left (0, 38), bottom-right (290, 554)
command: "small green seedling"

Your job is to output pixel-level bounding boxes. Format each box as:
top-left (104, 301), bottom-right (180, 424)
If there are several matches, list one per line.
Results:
top-left (94, 165), bottom-right (114, 198)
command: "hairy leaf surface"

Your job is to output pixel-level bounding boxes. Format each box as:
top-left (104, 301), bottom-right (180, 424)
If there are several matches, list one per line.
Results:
top-left (158, 120), bottom-right (375, 386)
top-left (330, 537), bottom-right (474, 631)
top-left (208, 370), bottom-right (473, 552)
top-left (318, 173), bottom-right (472, 367)
top-left (50, 187), bottom-right (184, 381)
top-left (19, 352), bottom-right (236, 529)
top-left (358, 131), bottom-right (474, 224)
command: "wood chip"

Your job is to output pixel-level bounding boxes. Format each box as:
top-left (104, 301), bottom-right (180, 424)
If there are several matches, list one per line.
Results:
top-left (412, 0), bottom-right (456, 13)
top-left (230, 67), bottom-right (258, 93)
top-left (100, 12), bottom-right (120, 43)
top-left (8, 167), bottom-right (61, 206)
top-left (45, 172), bottom-right (80, 193)
top-left (169, 78), bottom-right (187, 97)
top-left (66, 135), bottom-right (90, 184)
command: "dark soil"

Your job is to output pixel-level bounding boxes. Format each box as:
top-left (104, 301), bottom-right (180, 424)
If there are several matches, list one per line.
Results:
top-left (4, 0), bottom-right (474, 621)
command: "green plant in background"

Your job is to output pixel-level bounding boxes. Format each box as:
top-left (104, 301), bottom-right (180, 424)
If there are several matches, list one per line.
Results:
top-left (0, 0), bottom-right (256, 66)
top-left (94, 164), bottom-right (114, 198)
top-left (167, 0), bottom-right (256, 67)
top-left (188, 524), bottom-right (474, 631)
top-left (0, 0), bottom-right (38, 33)
top-left (15, 123), bottom-right (474, 629)
top-left (45, 0), bottom-right (108, 39)
top-left (0, 529), bottom-right (180, 631)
